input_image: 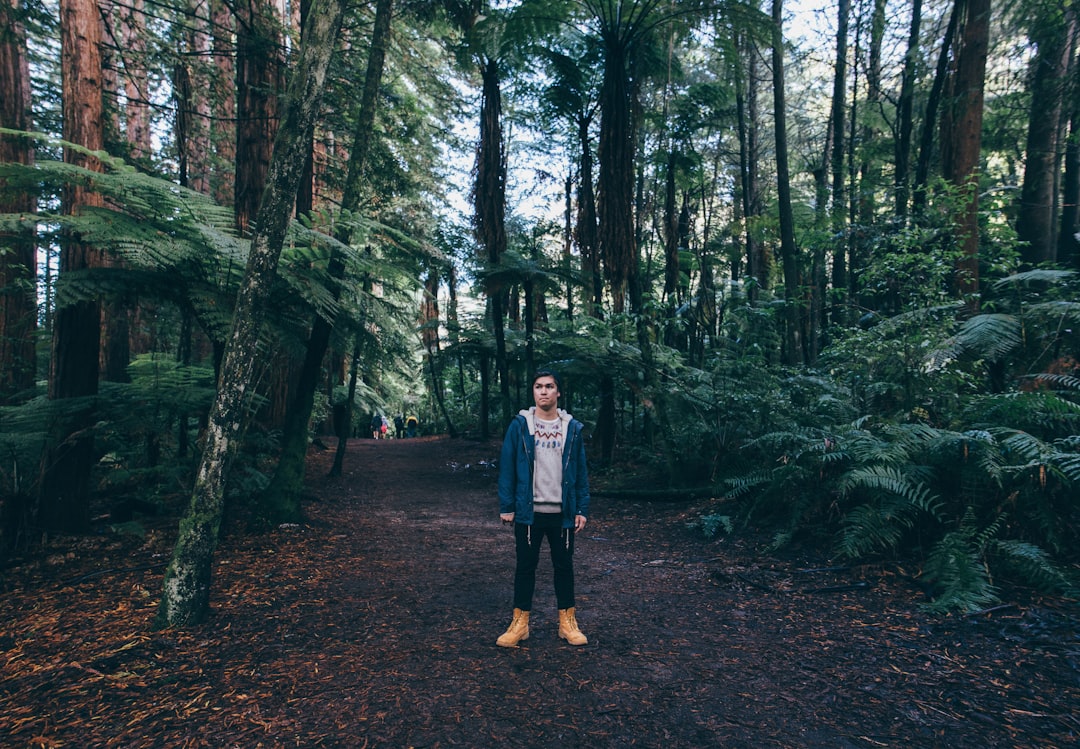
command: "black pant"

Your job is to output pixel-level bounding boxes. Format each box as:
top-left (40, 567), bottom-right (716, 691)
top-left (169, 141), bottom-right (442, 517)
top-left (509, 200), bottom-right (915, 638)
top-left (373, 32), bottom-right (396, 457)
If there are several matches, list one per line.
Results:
top-left (513, 512), bottom-right (575, 611)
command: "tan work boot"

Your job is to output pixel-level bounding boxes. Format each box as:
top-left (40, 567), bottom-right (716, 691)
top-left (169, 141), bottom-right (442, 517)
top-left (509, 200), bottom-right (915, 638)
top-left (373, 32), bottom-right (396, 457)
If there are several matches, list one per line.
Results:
top-left (558, 607), bottom-right (588, 646)
top-left (496, 608), bottom-right (530, 647)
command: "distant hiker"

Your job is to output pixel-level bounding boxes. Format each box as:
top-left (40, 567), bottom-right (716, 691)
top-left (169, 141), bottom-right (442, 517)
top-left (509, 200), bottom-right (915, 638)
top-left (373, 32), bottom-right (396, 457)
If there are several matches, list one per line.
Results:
top-left (394, 414), bottom-right (405, 439)
top-left (405, 414), bottom-right (418, 438)
top-left (496, 369), bottom-right (591, 648)
top-left (370, 413), bottom-right (383, 440)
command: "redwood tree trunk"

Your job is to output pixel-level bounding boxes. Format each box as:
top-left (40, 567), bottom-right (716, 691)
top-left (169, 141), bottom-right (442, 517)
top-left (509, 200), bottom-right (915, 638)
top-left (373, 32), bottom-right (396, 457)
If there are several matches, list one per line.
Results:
top-left (1016, 9), bottom-right (1072, 266)
top-left (941, 0), bottom-right (990, 304)
top-left (0, 0), bottom-right (36, 404)
top-left (234, 0), bottom-right (282, 236)
top-left (157, 0), bottom-right (348, 627)
top-left (39, 0), bottom-right (106, 533)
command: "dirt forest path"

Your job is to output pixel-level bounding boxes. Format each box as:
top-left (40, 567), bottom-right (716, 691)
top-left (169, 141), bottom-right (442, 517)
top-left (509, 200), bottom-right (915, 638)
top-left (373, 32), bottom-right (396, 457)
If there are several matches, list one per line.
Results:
top-left (1, 436), bottom-right (1077, 748)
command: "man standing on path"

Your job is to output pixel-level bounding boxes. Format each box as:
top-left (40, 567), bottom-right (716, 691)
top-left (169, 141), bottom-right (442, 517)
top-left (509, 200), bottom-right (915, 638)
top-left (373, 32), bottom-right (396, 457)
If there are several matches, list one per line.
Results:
top-left (496, 370), bottom-right (591, 647)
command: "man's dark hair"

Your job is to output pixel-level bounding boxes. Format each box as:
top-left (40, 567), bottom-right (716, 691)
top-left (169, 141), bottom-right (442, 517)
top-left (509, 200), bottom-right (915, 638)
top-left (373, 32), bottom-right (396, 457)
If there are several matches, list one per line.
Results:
top-left (531, 369), bottom-right (561, 390)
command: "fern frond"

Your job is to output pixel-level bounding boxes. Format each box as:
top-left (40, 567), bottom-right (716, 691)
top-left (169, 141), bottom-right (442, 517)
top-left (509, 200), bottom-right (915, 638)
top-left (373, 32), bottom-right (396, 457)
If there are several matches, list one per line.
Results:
top-left (922, 530), bottom-right (999, 613)
top-left (837, 500), bottom-right (914, 557)
top-left (838, 465), bottom-right (943, 517)
top-left (992, 269), bottom-right (1076, 288)
top-left (954, 313), bottom-right (1023, 361)
top-left (989, 540), bottom-right (1077, 595)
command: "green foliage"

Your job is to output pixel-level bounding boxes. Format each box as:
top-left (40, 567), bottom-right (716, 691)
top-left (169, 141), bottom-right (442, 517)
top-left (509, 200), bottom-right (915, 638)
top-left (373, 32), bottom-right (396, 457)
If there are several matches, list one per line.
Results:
top-left (921, 518), bottom-right (1000, 614)
top-left (686, 512), bottom-right (733, 539)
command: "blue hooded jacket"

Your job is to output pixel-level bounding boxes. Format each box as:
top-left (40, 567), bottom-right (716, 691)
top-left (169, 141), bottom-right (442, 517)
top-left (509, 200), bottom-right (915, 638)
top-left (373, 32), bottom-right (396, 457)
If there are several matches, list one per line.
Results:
top-left (497, 407), bottom-right (590, 528)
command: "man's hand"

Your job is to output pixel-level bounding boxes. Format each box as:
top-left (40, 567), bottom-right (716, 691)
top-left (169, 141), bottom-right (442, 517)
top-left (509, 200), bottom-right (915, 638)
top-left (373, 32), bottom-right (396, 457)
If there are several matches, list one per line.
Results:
top-left (574, 514), bottom-right (587, 532)
top-left (500, 513), bottom-right (514, 524)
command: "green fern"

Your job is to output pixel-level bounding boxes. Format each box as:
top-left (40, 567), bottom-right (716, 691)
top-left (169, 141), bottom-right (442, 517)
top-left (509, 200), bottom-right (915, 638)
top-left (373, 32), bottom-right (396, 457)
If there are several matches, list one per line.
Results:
top-left (922, 527), bottom-right (1000, 613)
top-left (989, 539), bottom-right (1077, 596)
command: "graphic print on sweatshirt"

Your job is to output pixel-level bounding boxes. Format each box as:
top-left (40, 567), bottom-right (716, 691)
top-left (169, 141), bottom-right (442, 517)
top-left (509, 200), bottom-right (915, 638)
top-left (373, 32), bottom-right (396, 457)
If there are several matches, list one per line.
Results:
top-left (533, 416), bottom-right (564, 511)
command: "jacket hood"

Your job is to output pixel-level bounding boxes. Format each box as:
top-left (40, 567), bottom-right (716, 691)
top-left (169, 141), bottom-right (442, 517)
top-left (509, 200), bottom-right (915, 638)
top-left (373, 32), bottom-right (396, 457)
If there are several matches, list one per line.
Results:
top-left (519, 406), bottom-right (573, 436)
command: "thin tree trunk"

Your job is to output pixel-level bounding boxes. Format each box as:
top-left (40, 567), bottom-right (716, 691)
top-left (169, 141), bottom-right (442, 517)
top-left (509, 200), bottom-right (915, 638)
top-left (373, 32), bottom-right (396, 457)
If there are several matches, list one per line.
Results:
top-left (576, 114), bottom-right (602, 317)
top-left (895, 0), bottom-right (923, 218)
top-left (330, 336), bottom-right (360, 477)
top-left (157, 0), bottom-right (347, 627)
top-left (914, 0), bottom-right (961, 215)
top-left (771, 0), bottom-right (804, 365)
top-left (737, 35), bottom-right (764, 298)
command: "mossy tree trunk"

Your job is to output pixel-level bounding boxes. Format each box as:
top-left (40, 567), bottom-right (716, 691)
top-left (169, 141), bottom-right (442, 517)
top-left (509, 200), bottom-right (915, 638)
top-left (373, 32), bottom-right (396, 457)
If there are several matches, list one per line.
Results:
top-left (157, 0), bottom-right (347, 627)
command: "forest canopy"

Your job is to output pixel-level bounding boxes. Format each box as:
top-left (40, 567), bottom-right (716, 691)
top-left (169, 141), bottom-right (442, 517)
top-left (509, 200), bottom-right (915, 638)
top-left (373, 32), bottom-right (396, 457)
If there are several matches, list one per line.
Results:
top-left (1, 0), bottom-right (1078, 623)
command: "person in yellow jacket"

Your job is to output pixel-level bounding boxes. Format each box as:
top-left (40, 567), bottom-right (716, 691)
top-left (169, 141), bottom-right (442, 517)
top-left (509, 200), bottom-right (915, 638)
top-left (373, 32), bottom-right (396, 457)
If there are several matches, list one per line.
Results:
top-left (496, 370), bottom-right (591, 647)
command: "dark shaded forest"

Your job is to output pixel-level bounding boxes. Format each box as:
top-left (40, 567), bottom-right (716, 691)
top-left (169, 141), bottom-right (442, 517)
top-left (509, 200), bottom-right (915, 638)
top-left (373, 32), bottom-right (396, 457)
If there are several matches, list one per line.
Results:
top-left (1, 0), bottom-right (1078, 633)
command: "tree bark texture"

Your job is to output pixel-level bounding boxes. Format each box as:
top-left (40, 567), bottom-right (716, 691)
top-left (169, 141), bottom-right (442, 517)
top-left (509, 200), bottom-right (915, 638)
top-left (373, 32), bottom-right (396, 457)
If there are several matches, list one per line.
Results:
top-left (475, 56), bottom-right (511, 424)
top-left (598, 37), bottom-right (639, 313)
top-left (38, 0), bottom-right (106, 534)
top-left (211, 0), bottom-right (235, 207)
top-left (1061, 28), bottom-right (1080, 267)
top-left (1016, 7), bottom-right (1072, 265)
top-left (941, 0), bottom-right (990, 303)
top-left (234, 0), bottom-right (283, 236)
top-left (0, 0), bottom-right (36, 403)
top-left (158, 0), bottom-right (347, 627)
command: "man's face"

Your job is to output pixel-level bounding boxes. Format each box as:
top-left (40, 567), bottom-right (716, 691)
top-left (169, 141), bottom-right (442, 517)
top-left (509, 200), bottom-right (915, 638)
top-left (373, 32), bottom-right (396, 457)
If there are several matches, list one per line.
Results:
top-left (532, 376), bottom-right (560, 411)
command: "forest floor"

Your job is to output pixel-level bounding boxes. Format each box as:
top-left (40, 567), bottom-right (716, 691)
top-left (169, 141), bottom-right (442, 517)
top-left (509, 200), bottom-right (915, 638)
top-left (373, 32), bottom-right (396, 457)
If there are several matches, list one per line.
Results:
top-left (1, 435), bottom-right (1078, 748)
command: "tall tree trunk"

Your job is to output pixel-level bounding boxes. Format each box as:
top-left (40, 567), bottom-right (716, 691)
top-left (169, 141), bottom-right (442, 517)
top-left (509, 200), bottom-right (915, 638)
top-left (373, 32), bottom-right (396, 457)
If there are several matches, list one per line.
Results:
top-left (598, 38), bottom-right (639, 313)
top-left (895, 0), bottom-right (923, 218)
top-left (0, 0), bottom-right (36, 404)
top-left (940, 0), bottom-right (990, 305)
top-left (737, 35), bottom-right (765, 298)
top-left (263, 0), bottom-right (395, 522)
top-left (211, 0), bottom-right (235, 208)
top-left (39, 0), bottom-right (106, 534)
top-left (177, 0), bottom-right (212, 194)
top-left (1060, 13), bottom-right (1080, 267)
top-left (120, 0), bottom-right (150, 159)
top-left (329, 336), bottom-right (361, 477)
top-left (422, 268), bottom-right (456, 437)
top-left (914, 0), bottom-right (962, 215)
top-left (234, 0), bottom-right (282, 236)
top-left (563, 173), bottom-right (574, 321)
top-left (1016, 8), bottom-right (1072, 266)
top-left (475, 56), bottom-right (511, 424)
top-left (771, 0), bottom-right (804, 365)
top-left (157, 0), bottom-right (347, 627)
top-left (0, 0), bottom-right (35, 551)
top-left (576, 114), bottom-right (602, 317)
